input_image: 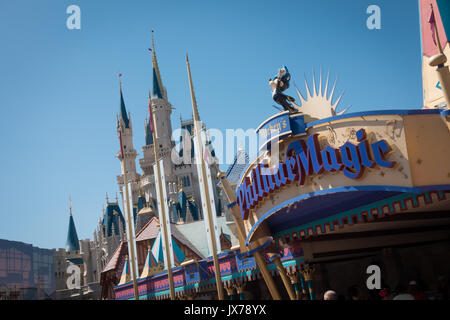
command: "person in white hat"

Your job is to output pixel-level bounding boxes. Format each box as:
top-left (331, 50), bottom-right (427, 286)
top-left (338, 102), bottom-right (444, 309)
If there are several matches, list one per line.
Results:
top-left (323, 290), bottom-right (338, 300)
top-left (408, 280), bottom-right (427, 300)
top-left (392, 284), bottom-right (415, 300)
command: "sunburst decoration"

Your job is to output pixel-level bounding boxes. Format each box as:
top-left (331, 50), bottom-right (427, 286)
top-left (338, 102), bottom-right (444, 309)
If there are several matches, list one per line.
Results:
top-left (290, 69), bottom-right (351, 123)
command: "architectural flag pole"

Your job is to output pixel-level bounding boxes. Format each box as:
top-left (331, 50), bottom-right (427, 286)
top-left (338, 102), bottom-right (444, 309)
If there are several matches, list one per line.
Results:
top-left (186, 54), bottom-right (225, 300)
top-left (212, 161), bottom-right (282, 300)
top-left (428, 3), bottom-right (450, 108)
top-left (118, 78), bottom-right (139, 300)
top-left (148, 91), bottom-right (176, 300)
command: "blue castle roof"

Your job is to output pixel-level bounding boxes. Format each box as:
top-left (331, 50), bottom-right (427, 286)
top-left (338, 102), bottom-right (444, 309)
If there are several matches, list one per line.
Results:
top-left (171, 202), bottom-right (180, 223)
top-left (145, 120), bottom-right (153, 146)
top-left (120, 88), bottom-right (130, 129)
top-left (137, 196), bottom-right (146, 212)
top-left (178, 190), bottom-right (188, 221)
top-left (187, 199), bottom-right (199, 220)
top-left (152, 68), bottom-right (163, 99)
top-left (102, 203), bottom-right (126, 237)
top-left (171, 189), bottom-right (200, 222)
top-left (66, 214), bottom-right (80, 252)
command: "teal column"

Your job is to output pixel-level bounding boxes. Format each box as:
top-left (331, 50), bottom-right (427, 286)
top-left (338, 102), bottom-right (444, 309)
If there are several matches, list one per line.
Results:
top-left (299, 273), bottom-right (307, 297)
top-left (301, 264), bottom-right (315, 301)
top-left (307, 281), bottom-right (314, 301)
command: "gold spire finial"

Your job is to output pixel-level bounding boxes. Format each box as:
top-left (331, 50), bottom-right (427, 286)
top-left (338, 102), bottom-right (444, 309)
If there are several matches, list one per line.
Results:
top-left (186, 54), bottom-right (200, 122)
top-left (151, 30), bottom-right (155, 54)
top-left (69, 196), bottom-right (72, 216)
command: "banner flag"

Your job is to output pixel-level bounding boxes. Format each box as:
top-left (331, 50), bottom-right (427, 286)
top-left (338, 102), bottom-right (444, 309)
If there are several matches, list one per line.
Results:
top-left (153, 159), bottom-right (174, 270)
top-left (122, 182), bottom-right (139, 281)
top-left (193, 131), bottom-right (221, 256)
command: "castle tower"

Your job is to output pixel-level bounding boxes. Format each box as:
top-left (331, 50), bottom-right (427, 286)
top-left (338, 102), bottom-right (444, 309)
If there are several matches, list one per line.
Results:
top-left (149, 34), bottom-right (174, 175)
top-left (116, 81), bottom-right (139, 199)
top-left (65, 199), bottom-right (85, 288)
top-left (66, 200), bottom-right (80, 253)
top-left (139, 32), bottom-right (176, 203)
top-left (419, 0), bottom-right (450, 108)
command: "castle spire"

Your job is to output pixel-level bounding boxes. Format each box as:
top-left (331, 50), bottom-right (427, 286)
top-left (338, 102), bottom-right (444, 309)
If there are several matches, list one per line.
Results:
top-left (145, 117), bottom-right (153, 146)
top-left (151, 31), bottom-right (165, 99)
top-left (186, 54), bottom-right (201, 122)
top-left (119, 76), bottom-right (130, 128)
top-left (66, 199), bottom-right (80, 252)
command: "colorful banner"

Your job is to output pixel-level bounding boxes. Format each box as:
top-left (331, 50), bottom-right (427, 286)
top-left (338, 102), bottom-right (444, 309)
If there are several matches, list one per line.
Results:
top-left (122, 182), bottom-right (139, 281)
top-left (193, 132), bottom-right (221, 256)
top-left (420, 0), bottom-right (449, 58)
top-left (153, 159), bottom-right (175, 270)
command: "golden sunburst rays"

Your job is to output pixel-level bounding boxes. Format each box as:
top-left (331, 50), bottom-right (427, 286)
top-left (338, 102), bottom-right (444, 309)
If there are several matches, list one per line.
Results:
top-left (291, 68), bottom-right (351, 122)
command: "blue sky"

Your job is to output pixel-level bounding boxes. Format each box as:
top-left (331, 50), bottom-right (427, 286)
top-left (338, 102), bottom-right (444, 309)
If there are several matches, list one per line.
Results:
top-left (0, 0), bottom-right (423, 249)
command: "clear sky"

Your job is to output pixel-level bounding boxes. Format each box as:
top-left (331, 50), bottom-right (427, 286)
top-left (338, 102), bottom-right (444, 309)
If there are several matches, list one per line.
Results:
top-left (0, 0), bottom-right (423, 249)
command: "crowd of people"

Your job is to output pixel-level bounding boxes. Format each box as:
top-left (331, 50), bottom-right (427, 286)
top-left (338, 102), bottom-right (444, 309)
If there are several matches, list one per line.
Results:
top-left (321, 276), bottom-right (449, 301)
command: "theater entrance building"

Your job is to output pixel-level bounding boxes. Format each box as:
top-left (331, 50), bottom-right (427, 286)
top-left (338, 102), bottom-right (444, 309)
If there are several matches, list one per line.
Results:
top-left (236, 104), bottom-right (450, 298)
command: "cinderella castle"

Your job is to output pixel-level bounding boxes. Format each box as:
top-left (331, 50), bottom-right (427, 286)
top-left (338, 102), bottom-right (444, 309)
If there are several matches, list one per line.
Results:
top-left (53, 35), bottom-right (247, 299)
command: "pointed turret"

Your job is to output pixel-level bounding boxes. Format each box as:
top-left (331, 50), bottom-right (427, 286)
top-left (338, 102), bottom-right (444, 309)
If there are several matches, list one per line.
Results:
top-left (151, 31), bottom-right (166, 99)
top-left (186, 54), bottom-right (201, 122)
top-left (119, 81), bottom-right (130, 128)
top-left (139, 33), bottom-right (173, 178)
top-left (144, 117), bottom-right (153, 146)
top-left (66, 199), bottom-right (80, 252)
top-left (116, 76), bottom-right (138, 190)
top-left (102, 198), bottom-right (126, 237)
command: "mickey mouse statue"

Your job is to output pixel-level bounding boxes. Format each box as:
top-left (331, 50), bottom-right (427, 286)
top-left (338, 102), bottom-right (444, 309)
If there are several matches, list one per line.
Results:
top-left (269, 66), bottom-right (297, 113)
